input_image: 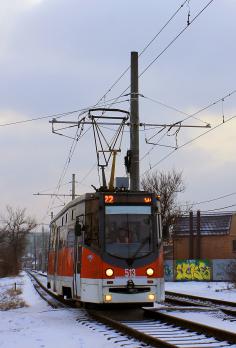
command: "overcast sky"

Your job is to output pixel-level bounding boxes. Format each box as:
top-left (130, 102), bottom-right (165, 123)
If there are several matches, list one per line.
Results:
top-left (1, 0), bottom-right (236, 227)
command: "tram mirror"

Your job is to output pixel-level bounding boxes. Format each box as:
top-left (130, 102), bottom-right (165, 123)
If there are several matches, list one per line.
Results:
top-left (75, 222), bottom-right (82, 236)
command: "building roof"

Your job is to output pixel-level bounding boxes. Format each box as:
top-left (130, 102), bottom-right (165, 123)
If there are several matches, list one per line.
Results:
top-left (174, 213), bottom-right (232, 236)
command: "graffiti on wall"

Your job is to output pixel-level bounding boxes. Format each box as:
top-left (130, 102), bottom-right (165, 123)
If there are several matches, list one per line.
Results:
top-left (164, 264), bottom-right (172, 277)
top-left (175, 259), bottom-right (211, 281)
top-left (213, 259), bottom-right (236, 281)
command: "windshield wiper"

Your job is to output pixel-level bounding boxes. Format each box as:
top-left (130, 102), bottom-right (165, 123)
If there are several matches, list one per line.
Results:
top-left (129, 236), bottom-right (151, 261)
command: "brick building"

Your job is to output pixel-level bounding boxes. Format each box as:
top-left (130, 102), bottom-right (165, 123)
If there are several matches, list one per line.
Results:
top-left (164, 213), bottom-right (236, 281)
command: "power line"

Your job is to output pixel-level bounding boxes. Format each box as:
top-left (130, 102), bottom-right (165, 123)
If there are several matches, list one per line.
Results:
top-left (36, 181), bottom-right (72, 194)
top-left (0, 96), bottom-right (128, 128)
top-left (139, 0), bottom-right (215, 78)
top-left (94, 0), bottom-right (189, 106)
top-left (140, 88), bottom-right (236, 161)
top-left (1, 2), bottom-right (191, 129)
top-left (41, 1), bottom-right (215, 220)
top-left (141, 95), bottom-right (209, 125)
top-left (50, 0), bottom-right (215, 197)
top-left (180, 191), bottom-right (236, 207)
top-left (43, 121), bottom-right (84, 220)
top-left (203, 203), bottom-right (236, 212)
top-left (142, 113), bottom-right (236, 174)
top-left (42, 3), bottom-right (190, 213)
top-left (105, 0), bottom-right (215, 115)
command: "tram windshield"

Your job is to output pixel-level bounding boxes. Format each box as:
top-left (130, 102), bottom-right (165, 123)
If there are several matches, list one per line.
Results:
top-left (105, 205), bottom-right (153, 259)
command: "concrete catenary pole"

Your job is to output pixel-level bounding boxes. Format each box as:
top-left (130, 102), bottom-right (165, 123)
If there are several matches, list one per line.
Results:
top-left (130, 52), bottom-right (140, 191)
top-left (72, 173), bottom-right (76, 200)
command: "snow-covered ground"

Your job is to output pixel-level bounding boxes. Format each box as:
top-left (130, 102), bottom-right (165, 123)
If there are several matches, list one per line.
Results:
top-left (1, 273), bottom-right (236, 347)
top-left (163, 281), bottom-right (236, 335)
top-left (166, 281), bottom-right (236, 302)
top-left (0, 272), bottom-right (130, 348)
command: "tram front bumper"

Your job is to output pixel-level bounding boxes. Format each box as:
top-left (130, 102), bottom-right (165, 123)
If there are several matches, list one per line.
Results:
top-left (103, 285), bottom-right (158, 303)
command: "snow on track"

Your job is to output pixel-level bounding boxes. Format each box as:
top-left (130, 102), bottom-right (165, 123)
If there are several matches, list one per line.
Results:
top-left (0, 272), bottom-right (124, 348)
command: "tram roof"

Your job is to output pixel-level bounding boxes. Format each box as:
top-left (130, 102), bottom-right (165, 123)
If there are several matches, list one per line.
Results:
top-left (50, 190), bottom-right (156, 225)
top-left (50, 192), bottom-right (94, 225)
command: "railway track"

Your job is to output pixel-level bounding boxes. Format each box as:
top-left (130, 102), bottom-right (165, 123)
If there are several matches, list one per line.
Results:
top-left (165, 291), bottom-right (236, 317)
top-left (28, 271), bottom-right (236, 348)
top-left (27, 271), bottom-right (152, 347)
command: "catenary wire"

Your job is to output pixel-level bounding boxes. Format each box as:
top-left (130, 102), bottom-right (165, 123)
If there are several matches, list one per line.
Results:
top-left (42, 1), bottom-right (215, 220)
top-left (180, 191), bottom-right (236, 207)
top-left (141, 95), bottom-right (209, 125)
top-left (54, 0), bottom-right (214, 195)
top-left (203, 203), bottom-right (236, 212)
top-left (0, 96), bottom-right (128, 128)
top-left (139, 0), bottom-right (215, 78)
top-left (142, 113), bottom-right (236, 175)
top-left (104, 0), bottom-right (215, 115)
top-left (140, 88), bottom-right (236, 161)
top-left (94, 0), bottom-right (189, 107)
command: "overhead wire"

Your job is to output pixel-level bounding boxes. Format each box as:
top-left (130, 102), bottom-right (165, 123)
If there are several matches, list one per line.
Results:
top-left (43, 113), bottom-right (86, 219)
top-left (42, 0), bottom-right (215, 220)
top-left (78, 0), bottom-right (192, 186)
top-left (139, 0), bottom-right (215, 78)
top-left (180, 191), bottom-right (236, 207)
top-left (0, 96), bottom-right (128, 128)
top-left (94, 0), bottom-right (189, 107)
top-left (103, 0), bottom-right (215, 122)
top-left (141, 95), bottom-right (209, 124)
top-left (203, 203), bottom-right (236, 212)
top-left (64, 0), bottom-right (212, 193)
top-left (140, 88), bottom-right (236, 161)
top-left (142, 113), bottom-right (236, 175)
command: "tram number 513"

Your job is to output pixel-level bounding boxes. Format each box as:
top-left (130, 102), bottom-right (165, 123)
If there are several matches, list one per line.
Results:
top-left (125, 269), bottom-right (136, 278)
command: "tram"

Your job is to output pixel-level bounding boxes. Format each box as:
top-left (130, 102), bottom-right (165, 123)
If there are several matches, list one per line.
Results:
top-left (47, 190), bottom-right (164, 305)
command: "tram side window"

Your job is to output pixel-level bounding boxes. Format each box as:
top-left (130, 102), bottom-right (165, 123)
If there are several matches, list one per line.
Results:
top-left (49, 225), bottom-right (58, 250)
top-left (84, 212), bottom-right (99, 250)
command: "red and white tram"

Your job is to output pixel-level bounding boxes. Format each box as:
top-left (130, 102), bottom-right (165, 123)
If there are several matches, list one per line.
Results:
top-left (47, 191), bottom-right (164, 305)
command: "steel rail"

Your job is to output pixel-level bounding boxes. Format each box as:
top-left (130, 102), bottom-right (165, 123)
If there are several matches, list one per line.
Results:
top-left (88, 310), bottom-right (177, 348)
top-left (165, 291), bottom-right (236, 317)
top-left (166, 291), bottom-right (236, 308)
top-left (28, 272), bottom-right (236, 347)
top-left (144, 307), bottom-right (236, 345)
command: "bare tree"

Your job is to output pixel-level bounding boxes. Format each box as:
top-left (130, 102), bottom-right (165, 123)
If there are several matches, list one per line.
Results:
top-left (141, 169), bottom-right (185, 240)
top-left (0, 206), bottom-right (36, 276)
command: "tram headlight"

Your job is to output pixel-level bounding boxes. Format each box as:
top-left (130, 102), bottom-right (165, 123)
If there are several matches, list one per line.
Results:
top-left (105, 268), bottom-right (114, 277)
top-left (104, 294), bottom-right (112, 302)
top-left (148, 293), bottom-right (155, 301)
top-left (146, 268), bottom-right (154, 276)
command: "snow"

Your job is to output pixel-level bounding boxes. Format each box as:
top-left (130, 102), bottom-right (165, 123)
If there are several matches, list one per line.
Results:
top-left (165, 281), bottom-right (236, 302)
top-left (163, 281), bottom-right (236, 335)
top-left (0, 272), bottom-right (130, 348)
top-left (160, 309), bottom-right (236, 334)
top-left (1, 273), bottom-right (236, 347)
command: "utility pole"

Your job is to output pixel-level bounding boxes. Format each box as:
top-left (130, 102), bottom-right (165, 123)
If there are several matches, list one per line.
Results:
top-left (196, 210), bottom-right (201, 259)
top-left (72, 173), bottom-right (76, 200)
top-left (34, 174), bottom-right (78, 201)
top-left (189, 211), bottom-right (194, 259)
top-left (49, 52), bottom-right (211, 193)
top-left (34, 234), bottom-right (37, 270)
top-left (130, 51), bottom-right (140, 191)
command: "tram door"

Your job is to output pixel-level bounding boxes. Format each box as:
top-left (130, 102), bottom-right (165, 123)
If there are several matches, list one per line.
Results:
top-left (73, 215), bottom-right (84, 298)
top-left (53, 227), bottom-right (60, 292)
